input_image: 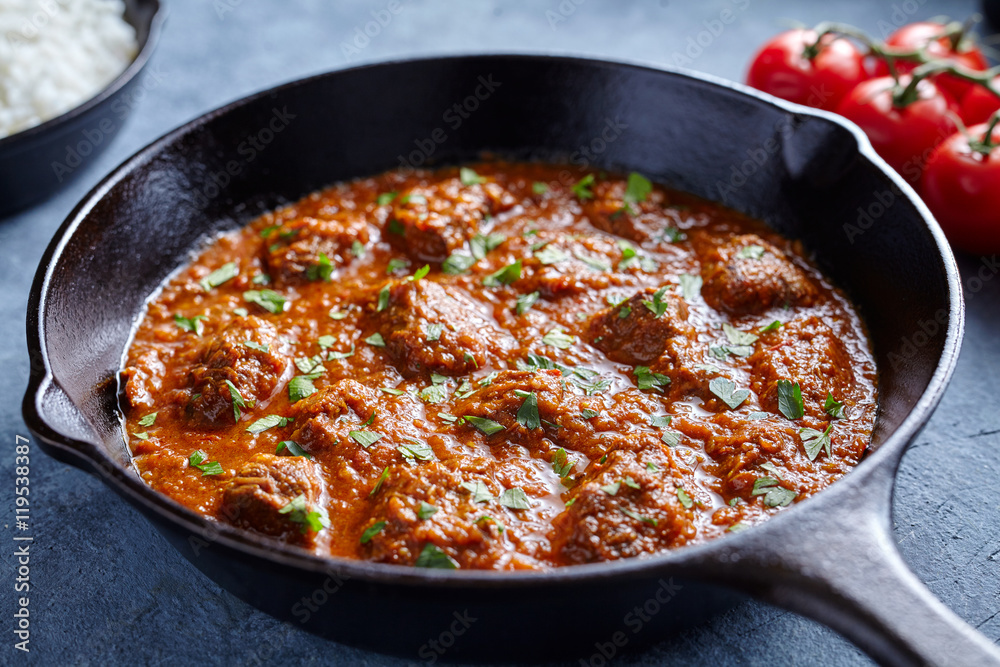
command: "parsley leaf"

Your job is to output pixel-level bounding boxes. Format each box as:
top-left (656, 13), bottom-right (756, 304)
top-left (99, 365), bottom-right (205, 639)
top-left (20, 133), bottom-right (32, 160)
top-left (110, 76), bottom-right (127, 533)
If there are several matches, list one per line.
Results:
top-left (200, 262), bottom-right (238, 291)
top-left (370, 467), bottom-right (389, 497)
top-left (246, 414), bottom-right (290, 434)
top-left (399, 440), bottom-right (435, 461)
top-left (417, 501), bottom-right (439, 519)
top-left (532, 181), bottom-right (549, 194)
top-left (138, 412), bottom-right (158, 427)
top-left (601, 481), bottom-right (621, 496)
top-left (760, 320), bottom-right (782, 333)
top-left (634, 366), bottom-right (671, 392)
top-left (572, 174), bottom-right (595, 200)
top-left (278, 494), bottom-right (330, 533)
top-left (461, 480), bottom-right (493, 503)
top-left (349, 430), bottom-right (383, 449)
top-left (377, 192), bottom-right (397, 206)
top-left (288, 376), bottom-right (317, 403)
top-left (752, 477), bottom-right (797, 507)
top-left (377, 285), bottom-right (390, 312)
top-left (580, 408), bottom-right (599, 419)
top-left (777, 380), bottom-right (805, 420)
top-left (459, 167), bottom-right (486, 186)
top-left (676, 487), bottom-right (694, 509)
top-left (535, 245), bottom-right (570, 265)
top-left (542, 327), bottom-right (575, 349)
top-left (276, 440), bottom-right (311, 458)
top-left (620, 507), bottom-right (658, 526)
top-left (515, 391), bottom-right (540, 429)
top-left (482, 260), bottom-right (522, 287)
top-left (464, 415), bottom-right (505, 435)
top-left (552, 448), bottom-right (574, 477)
top-left (470, 232), bottom-right (505, 260)
top-left (365, 332), bottom-right (386, 347)
top-left (678, 273), bottom-right (702, 301)
top-left (243, 289), bottom-right (287, 314)
top-left (723, 323), bottom-right (759, 347)
top-left (738, 244), bottom-right (766, 260)
top-left (642, 286), bottom-right (670, 318)
top-left (800, 424), bottom-right (834, 460)
top-left (709, 377), bottom-right (750, 410)
top-left (243, 340), bottom-right (269, 353)
top-left (623, 172), bottom-right (652, 210)
top-left (425, 322), bottom-right (444, 342)
top-left (189, 450), bottom-right (224, 476)
top-left (661, 430), bottom-right (681, 447)
top-left (825, 393), bottom-right (845, 418)
top-left (442, 251), bottom-right (476, 275)
top-left (573, 250), bottom-right (611, 272)
top-left (498, 487), bottom-right (532, 510)
top-left (306, 253), bottom-right (334, 282)
top-left (415, 543), bottom-right (458, 569)
top-left (224, 380), bottom-right (251, 421)
top-left (360, 521), bottom-right (386, 543)
top-left (174, 314), bottom-right (206, 336)
top-left (515, 291), bottom-right (540, 315)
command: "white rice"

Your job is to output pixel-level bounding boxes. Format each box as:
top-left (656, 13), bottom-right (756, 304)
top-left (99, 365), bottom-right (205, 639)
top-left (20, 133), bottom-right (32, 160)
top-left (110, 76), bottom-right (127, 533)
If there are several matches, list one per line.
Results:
top-left (0, 0), bottom-right (137, 139)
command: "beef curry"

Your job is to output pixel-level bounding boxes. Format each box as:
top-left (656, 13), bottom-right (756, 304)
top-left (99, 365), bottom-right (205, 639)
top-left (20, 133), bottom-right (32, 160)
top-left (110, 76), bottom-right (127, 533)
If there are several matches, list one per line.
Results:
top-left (120, 162), bottom-right (877, 570)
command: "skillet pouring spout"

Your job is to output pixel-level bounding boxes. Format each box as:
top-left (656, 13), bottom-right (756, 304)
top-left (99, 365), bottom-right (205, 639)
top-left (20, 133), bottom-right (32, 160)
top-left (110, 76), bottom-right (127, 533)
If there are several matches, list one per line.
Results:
top-left (22, 54), bottom-right (995, 663)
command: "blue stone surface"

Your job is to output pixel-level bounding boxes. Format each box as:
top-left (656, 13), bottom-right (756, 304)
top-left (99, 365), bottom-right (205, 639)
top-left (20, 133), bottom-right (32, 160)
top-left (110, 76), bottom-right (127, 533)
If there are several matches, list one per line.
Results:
top-left (1, 0), bottom-right (997, 664)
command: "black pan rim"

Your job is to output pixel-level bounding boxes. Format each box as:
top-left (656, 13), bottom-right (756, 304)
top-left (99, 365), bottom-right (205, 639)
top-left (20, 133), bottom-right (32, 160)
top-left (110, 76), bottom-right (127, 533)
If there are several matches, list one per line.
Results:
top-left (22, 52), bottom-right (965, 587)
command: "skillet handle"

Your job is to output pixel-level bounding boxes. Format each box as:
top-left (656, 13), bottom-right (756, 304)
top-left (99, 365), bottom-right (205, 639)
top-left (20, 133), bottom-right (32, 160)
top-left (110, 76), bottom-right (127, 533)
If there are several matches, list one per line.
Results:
top-left (720, 463), bottom-right (1000, 666)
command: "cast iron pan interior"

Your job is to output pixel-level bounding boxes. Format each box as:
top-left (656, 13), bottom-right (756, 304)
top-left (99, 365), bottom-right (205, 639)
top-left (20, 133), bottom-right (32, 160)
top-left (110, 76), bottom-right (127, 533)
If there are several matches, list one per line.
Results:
top-left (23, 55), bottom-right (998, 665)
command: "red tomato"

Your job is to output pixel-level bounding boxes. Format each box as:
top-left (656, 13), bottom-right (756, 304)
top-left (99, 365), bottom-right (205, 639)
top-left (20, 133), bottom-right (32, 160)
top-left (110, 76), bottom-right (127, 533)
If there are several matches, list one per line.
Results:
top-left (874, 21), bottom-right (988, 100)
top-left (835, 76), bottom-right (958, 184)
top-left (746, 29), bottom-right (868, 110)
top-left (959, 77), bottom-right (1000, 126)
top-left (922, 123), bottom-right (1000, 254)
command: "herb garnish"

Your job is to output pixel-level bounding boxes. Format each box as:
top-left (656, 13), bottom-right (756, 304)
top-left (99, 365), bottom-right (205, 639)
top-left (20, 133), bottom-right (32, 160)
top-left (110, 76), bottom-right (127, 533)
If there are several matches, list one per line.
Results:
top-left (572, 174), bottom-right (595, 199)
top-left (542, 327), bottom-right (575, 349)
top-left (414, 543), bottom-right (458, 569)
top-left (377, 192), bottom-right (397, 206)
top-left (482, 260), bottom-right (522, 287)
top-left (224, 380), bottom-right (252, 421)
top-left (189, 450), bottom-right (224, 476)
top-left (800, 424), bottom-right (834, 461)
top-left (174, 314), bottom-right (206, 336)
top-left (243, 289), bottom-right (287, 314)
top-left (138, 412), bottom-right (158, 427)
top-left (514, 390), bottom-right (540, 430)
top-left (200, 262), bottom-right (238, 291)
top-left (278, 494), bottom-right (330, 533)
top-left (620, 507), bottom-right (658, 526)
top-left (464, 415), bottom-right (505, 435)
top-left (360, 521), bottom-right (386, 543)
top-left (676, 487), bottom-right (694, 509)
top-left (551, 448), bottom-right (574, 477)
top-left (634, 366), bottom-right (671, 392)
top-left (417, 501), bottom-right (439, 519)
top-left (276, 440), bottom-right (311, 458)
top-left (751, 477), bottom-right (797, 507)
top-left (370, 467), bottom-right (389, 497)
top-left (498, 487), bottom-right (531, 510)
top-left (459, 167), bottom-right (486, 186)
top-left (246, 414), bottom-right (291, 434)
top-left (442, 252), bottom-right (476, 275)
top-left (776, 380), bottom-right (804, 420)
top-left (824, 393), bottom-right (845, 418)
top-left (461, 480), bottom-right (493, 503)
top-left (288, 375), bottom-right (317, 403)
top-left (532, 182), bottom-right (549, 194)
top-left (470, 232), bottom-right (505, 260)
top-left (737, 245), bottom-right (766, 260)
top-left (621, 172), bottom-right (652, 214)
top-left (515, 291), bottom-right (540, 315)
top-left (678, 273), bottom-right (702, 301)
top-left (642, 286), bottom-right (670, 318)
top-left (365, 332), bottom-right (386, 347)
top-left (709, 377), bottom-right (750, 409)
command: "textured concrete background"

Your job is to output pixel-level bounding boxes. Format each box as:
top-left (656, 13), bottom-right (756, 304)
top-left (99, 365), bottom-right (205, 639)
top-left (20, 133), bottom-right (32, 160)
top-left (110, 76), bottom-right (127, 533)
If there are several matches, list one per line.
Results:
top-left (2, 0), bottom-right (999, 664)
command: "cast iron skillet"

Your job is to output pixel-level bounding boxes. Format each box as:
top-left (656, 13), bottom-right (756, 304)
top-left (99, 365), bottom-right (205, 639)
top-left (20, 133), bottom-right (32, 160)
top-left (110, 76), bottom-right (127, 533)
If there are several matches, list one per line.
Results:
top-left (0, 0), bottom-right (163, 217)
top-left (22, 55), bottom-right (1000, 665)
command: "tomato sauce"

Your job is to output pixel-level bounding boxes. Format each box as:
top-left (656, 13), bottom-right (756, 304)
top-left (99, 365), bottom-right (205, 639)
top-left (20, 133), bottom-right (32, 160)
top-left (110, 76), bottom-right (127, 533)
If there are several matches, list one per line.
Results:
top-left (120, 162), bottom-right (877, 570)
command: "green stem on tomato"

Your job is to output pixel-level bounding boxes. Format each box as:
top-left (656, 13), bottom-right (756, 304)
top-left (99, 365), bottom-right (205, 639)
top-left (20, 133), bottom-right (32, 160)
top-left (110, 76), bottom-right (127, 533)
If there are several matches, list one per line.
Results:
top-left (968, 111), bottom-right (1000, 156)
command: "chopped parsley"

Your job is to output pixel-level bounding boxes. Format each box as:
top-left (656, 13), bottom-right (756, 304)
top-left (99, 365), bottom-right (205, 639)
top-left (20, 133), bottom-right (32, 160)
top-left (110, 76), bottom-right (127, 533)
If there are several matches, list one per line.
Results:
top-left (380, 387), bottom-right (405, 395)
top-left (542, 327), bottom-right (575, 350)
top-left (200, 262), bottom-right (238, 291)
top-left (243, 340), bottom-right (269, 353)
top-left (751, 477), bottom-right (797, 507)
top-left (288, 375), bottom-right (317, 403)
top-left (776, 380), bottom-right (805, 420)
top-left (415, 543), bottom-right (458, 569)
top-left (709, 377), bottom-right (749, 410)
top-left (498, 487), bottom-right (531, 510)
top-left (661, 431), bottom-right (681, 447)
top-left (482, 260), bottom-right (522, 287)
top-left (417, 501), bottom-right (439, 519)
top-left (738, 244), bottom-right (766, 260)
top-left (386, 258), bottom-right (410, 275)
top-left (377, 192), bottom-right (397, 206)
top-left (442, 251), bottom-right (476, 275)
top-left (369, 467), bottom-right (389, 497)
top-left (461, 480), bottom-right (493, 503)
top-left (424, 322), bottom-right (444, 343)
top-left (138, 412), bottom-right (158, 427)
top-left (676, 487), bottom-right (694, 509)
top-left (470, 232), bottom-right (505, 260)
top-left (552, 448), bottom-right (574, 477)
top-left (188, 450), bottom-right (224, 476)
top-left (825, 393), bottom-right (845, 418)
top-left (224, 380), bottom-right (252, 421)
top-left (532, 181), bottom-right (549, 194)
top-left (365, 332), bottom-right (386, 347)
top-left (723, 323), bottom-right (759, 347)
top-left (360, 521), bottom-right (386, 543)
top-left (307, 253), bottom-right (334, 282)
top-left (294, 355), bottom-right (325, 375)
top-left (800, 424), bottom-right (834, 460)
top-left (601, 481), bottom-right (621, 496)
top-left (399, 440), bottom-right (435, 461)
top-left (464, 415), bottom-right (505, 436)
top-left (278, 494), bottom-right (330, 533)
top-left (377, 285), bottom-right (390, 312)
top-left (459, 167), bottom-right (487, 186)
top-left (620, 507), bottom-right (658, 526)
top-left (515, 390), bottom-right (540, 430)
top-left (642, 286), bottom-right (670, 318)
top-left (246, 414), bottom-right (291, 434)
top-left (535, 245), bottom-right (570, 265)
top-left (573, 250), bottom-right (611, 272)
top-left (173, 314), bottom-right (206, 336)
top-left (622, 172), bottom-right (652, 213)
top-left (571, 174), bottom-right (595, 200)
top-left (243, 289), bottom-right (287, 314)
top-left (649, 415), bottom-right (672, 428)
top-left (580, 408), bottom-right (599, 419)
top-left (387, 219), bottom-right (405, 235)
top-left (515, 291), bottom-right (540, 315)
top-left (634, 366), bottom-right (671, 392)
top-left (275, 440), bottom-right (311, 458)
top-left (678, 273), bottom-right (702, 301)
top-left (419, 383), bottom-right (448, 404)
top-left (350, 430), bottom-right (383, 449)
top-left (760, 320), bottom-right (782, 333)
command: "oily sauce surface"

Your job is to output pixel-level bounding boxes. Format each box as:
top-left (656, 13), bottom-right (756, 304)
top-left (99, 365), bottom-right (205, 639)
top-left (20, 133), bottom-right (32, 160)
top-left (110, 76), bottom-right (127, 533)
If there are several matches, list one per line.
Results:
top-left (120, 162), bottom-right (877, 570)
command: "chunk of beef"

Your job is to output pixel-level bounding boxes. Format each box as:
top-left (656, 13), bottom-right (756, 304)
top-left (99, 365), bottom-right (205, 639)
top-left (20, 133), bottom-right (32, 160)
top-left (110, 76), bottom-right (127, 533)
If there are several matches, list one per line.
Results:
top-left (360, 458), bottom-right (516, 569)
top-left (587, 286), bottom-right (693, 365)
top-left (549, 440), bottom-right (696, 564)
top-left (262, 213), bottom-right (369, 285)
top-left (384, 178), bottom-right (516, 263)
top-left (581, 178), bottom-right (669, 243)
top-left (699, 234), bottom-right (818, 315)
top-left (517, 234), bottom-right (633, 299)
top-left (288, 380), bottom-right (381, 452)
top-left (221, 453), bottom-right (326, 546)
top-left (749, 316), bottom-right (854, 420)
top-left (187, 316), bottom-right (287, 428)
top-left (372, 279), bottom-right (516, 377)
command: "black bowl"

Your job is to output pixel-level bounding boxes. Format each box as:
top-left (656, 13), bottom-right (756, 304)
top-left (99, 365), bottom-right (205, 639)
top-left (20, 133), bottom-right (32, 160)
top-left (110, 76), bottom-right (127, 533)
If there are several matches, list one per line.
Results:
top-left (22, 55), bottom-right (1000, 665)
top-left (0, 0), bottom-right (163, 217)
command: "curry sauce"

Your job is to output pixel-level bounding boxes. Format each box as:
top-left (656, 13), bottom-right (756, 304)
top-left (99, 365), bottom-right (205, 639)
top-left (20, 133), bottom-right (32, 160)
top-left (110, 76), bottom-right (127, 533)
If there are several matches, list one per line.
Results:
top-left (120, 162), bottom-right (877, 570)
